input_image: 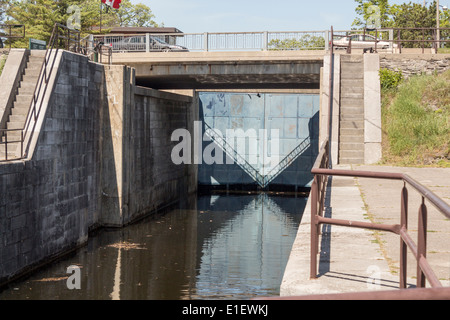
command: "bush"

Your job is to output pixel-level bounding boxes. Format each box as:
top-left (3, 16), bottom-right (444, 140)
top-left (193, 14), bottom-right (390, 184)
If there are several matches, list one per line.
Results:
top-left (379, 68), bottom-right (403, 90)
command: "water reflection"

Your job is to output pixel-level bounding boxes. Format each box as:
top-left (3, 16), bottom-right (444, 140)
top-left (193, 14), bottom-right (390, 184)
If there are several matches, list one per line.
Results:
top-left (0, 193), bottom-right (306, 300)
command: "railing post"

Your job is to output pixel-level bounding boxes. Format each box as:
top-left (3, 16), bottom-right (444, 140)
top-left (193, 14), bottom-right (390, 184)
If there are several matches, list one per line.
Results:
top-left (145, 33), bottom-right (150, 52)
top-left (325, 30), bottom-right (329, 51)
top-left (400, 184), bottom-right (408, 289)
top-left (263, 31), bottom-right (268, 51)
top-left (204, 32), bottom-right (209, 52)
top-left (417, 197), bottom-right (428, 288)
top-left (310, 175), bottom-right (319, 279)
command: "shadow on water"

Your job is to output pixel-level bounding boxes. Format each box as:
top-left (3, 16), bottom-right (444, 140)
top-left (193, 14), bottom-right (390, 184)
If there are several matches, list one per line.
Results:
top-left (0, 192), bottom-right (307, 300)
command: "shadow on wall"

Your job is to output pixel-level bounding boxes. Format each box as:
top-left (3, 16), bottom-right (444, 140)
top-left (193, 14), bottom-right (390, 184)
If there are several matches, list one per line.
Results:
top-left (197, 92), bottom-right (320, 192)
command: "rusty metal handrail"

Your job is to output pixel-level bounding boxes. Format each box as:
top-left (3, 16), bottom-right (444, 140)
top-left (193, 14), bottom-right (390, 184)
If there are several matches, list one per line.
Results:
top-left (0, 24), bottom-right (25, 49)
top-left (310, 139), bottom-right (450, 291)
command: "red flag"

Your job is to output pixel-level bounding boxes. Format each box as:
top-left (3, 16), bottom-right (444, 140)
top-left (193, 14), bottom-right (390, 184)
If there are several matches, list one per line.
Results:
top-left (112, 0), bottom-right (121, 9)
top-left (102, 0), bottom-right (121, 9)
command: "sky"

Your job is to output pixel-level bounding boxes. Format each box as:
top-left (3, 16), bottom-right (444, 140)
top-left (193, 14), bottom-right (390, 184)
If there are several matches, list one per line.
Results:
top-left (135, 0), bottom-right (434, 33)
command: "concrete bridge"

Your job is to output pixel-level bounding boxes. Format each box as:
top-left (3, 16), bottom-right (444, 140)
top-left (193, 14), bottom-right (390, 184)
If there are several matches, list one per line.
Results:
top-left (110, 51), bottom-right (324, 90)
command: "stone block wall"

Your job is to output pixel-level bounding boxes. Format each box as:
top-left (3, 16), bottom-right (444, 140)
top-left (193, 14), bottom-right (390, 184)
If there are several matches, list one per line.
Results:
top-left (380, 54), bottom-right (450, 79)
top-left (0, 51), bottom-right (104, 283)
top-left (0, 51), bottom-right (196, 285)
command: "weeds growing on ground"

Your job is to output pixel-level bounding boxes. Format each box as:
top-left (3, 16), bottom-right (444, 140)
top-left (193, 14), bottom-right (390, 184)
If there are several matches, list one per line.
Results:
top-left (381, 70), bottom-right (450, 167)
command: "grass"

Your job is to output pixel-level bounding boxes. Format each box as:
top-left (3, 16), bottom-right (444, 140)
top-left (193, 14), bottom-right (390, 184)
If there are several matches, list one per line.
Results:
top-left (438, 48), bottom-right (450, 54)
top-left (0, 54), bottom-right (7, 76)
top-left (380, 70), bottom-right (450, 167)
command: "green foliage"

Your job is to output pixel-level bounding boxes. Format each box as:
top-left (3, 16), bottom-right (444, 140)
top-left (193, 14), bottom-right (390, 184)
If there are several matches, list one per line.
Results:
top-left (0, 53), bottom-right (7, 76)
top-left (382, 70), bottom-right (450, 166)
top-left (379, 68), bottom-right (403, 90)
top-left (3, 0), bottom-right (159, 47)
top-left (352, 0), bottom-right (392, 28)
top-left (268, 35), bottom-right (325, 50)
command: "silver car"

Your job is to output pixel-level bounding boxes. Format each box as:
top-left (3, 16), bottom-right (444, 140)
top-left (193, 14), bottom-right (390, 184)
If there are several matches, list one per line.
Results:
top-left (108, 35), bottom-right (188, 52)
top-left (334, 34), bottom-right (397, 51)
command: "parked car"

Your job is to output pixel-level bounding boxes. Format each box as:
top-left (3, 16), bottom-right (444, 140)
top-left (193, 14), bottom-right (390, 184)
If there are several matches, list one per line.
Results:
top-left (107, 35), bottom-right (188, 52)
top-left (333, 34), bottom-right (397, 51)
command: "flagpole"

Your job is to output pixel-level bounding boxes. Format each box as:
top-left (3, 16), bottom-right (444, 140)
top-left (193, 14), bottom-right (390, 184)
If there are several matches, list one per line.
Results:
top-left (100, 0), bottom-right (102, 33)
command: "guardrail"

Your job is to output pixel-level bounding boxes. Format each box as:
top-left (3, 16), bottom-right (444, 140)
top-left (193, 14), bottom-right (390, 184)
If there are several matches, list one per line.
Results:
top-left (0, 24), bottom-right (25, 49)
top-left (93, 27), bottom-right (450, 53)
top-left (93, 31), bottom-right (329, 52)
top-left (334, 27), bottom-right (450, 54)
top-left (310, 139), bottom-right (450, 291)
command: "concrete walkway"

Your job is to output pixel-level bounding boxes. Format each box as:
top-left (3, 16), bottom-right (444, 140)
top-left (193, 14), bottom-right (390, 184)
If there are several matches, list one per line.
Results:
top-left (280, 165), bottom-right (450, 297)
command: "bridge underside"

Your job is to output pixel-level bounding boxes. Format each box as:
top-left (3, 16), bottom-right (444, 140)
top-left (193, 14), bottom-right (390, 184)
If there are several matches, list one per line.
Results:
top-left (111, 52), bottom-right (323, 90)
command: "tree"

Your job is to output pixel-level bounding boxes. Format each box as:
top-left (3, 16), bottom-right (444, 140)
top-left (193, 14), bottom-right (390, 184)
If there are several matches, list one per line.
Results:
top-left (5, 0), bottom-right (160, 47)
top-left (268, 35), bottom-right (325, 50)
top-left (0, 0), bottom-right (8, 23)
top-left (114, 0), bottom-right (158, 27)
top-left (390, 1), bottom-right (445, 48)
top-left (352, 0), bottom-right (392, 29)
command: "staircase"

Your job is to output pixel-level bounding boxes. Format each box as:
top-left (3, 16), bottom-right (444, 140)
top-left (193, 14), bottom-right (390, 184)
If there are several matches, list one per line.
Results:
top-left (339, 55), bottom-right (365, 165)
top-left (1, 51), bottom-right (45, 160)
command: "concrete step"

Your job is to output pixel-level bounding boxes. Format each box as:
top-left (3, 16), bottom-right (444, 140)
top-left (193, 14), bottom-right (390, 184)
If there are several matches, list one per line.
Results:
top-left (7, 122), bottom-right (24, 130)
top-left (339, 135), bottom-right (364, 143)
top-left (340, 120), bottom-right (364, 130)
top-left (340, 97), bottom-right (364, 109)
top-left (15, 95), bottom-right (33, 106)
top-left (341, 106), bottom-right (364, 115)
top-left (341, 55), bottom-right (364, 63)
top-left (339, 142), bottom-right (364, 151)
top-left (341, 62), bottom-right (364, 80)
top-left (9, 114), bottom-right (27, 122)
top-left (11, 103), bottom-right (31, 115)
top-left (340, 128), bottom-right (364, 136)
top-left (23, 69), bottom-right (41, 79)
top-left (339, 157), bottom-right (364, 165)
top-left (341, 86), bottom-right (364, 95)
top-left (1, 131), bottom-right (22, 143)
top-left (341, 91), bottom-right (364, 100)
top-left (18, 81), bottom-right (38, 95)
top-left (340, 113), bottom-right (364, 121)
top-left (341, 79), bottom-right (364, 89)
top-left (339, 149), bottom-right (364, 159)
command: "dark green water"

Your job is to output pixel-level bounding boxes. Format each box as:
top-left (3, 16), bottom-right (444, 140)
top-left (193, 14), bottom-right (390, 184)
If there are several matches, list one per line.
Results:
top-left (0, 193), bottom-right (306, 300)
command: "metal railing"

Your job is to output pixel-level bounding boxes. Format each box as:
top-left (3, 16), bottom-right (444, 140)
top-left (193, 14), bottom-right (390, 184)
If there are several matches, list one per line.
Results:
top-left (310, 138), bottom-right (450, 290)
top-left (93, 27), bottom-right (450, 53)
top-left (334, 27), bottom-right (450, 54)
top-left (0, 24), bottom-right (25, 49)
top-left (306, 27), bottom-right (450, 299)
top-left (93, 31), bottom-right (329, 52)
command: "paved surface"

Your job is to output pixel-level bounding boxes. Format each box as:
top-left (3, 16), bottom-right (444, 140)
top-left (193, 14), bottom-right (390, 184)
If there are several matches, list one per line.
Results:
top-left (280, 165), bottom-right (450, 297)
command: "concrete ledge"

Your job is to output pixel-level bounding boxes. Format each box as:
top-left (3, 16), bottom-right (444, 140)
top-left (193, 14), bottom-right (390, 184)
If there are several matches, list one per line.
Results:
top-left (112, 50), bottom-right (327, 64)
top-left (134, 85), bottom-right (193, 103)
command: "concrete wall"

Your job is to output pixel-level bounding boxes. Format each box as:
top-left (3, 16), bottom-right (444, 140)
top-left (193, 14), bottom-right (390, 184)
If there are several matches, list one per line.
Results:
top-left (0, 51), bottom-right (196, 285)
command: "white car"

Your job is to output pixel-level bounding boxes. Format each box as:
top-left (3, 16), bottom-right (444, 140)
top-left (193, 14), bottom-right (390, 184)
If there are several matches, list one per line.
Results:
top-left (107, 35), bottom-right (189, 52)
top-left (333, 34), bottom-right (397, 51)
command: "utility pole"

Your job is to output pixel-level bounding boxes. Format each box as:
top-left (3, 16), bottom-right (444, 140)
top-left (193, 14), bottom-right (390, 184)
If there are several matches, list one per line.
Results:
top-left (437, 0), bottom-right (440, 49)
